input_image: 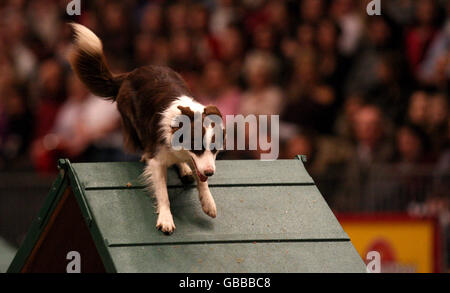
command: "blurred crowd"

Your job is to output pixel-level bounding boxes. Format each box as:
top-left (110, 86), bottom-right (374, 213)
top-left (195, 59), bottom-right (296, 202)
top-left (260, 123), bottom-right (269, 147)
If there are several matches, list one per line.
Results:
top-left (0, 0), bottom-right (448, 218)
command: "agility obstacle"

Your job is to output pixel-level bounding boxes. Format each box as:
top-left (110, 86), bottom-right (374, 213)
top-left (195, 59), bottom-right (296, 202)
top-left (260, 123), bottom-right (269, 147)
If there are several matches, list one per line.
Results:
top-left (8, 156), bottom-right (365, 273)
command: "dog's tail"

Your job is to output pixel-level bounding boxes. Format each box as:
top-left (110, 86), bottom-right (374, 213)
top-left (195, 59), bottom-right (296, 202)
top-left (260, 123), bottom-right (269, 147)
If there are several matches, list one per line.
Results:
top-left (68, 23), bottom-right (125, 100)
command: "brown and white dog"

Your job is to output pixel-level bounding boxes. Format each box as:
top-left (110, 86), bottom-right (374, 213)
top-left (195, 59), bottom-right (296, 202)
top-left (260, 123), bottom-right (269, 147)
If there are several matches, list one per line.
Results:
top-left (68, 24), bottom-right (224, 234)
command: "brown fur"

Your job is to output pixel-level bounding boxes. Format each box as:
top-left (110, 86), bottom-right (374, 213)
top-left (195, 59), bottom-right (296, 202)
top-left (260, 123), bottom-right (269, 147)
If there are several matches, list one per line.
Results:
top-left (115, 66), bottom-right (192, 156)
top-left (68, 24), bottom-right (223, 159)
top-left (69, 47), bottom-right (126, 99)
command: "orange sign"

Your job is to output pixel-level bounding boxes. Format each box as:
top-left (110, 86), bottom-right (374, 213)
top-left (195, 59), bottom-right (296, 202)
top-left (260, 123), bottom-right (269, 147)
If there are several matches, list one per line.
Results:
top-left (337, 213), bottom-right (442, 273)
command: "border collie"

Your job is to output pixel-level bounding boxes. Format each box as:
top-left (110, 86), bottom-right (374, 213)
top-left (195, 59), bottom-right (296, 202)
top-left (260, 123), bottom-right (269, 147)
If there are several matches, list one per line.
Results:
top-left (68, 24), bottom-right (224, 234)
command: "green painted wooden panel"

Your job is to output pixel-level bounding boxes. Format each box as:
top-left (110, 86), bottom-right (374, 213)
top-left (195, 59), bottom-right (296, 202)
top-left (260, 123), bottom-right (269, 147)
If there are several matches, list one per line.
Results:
top-left (72, 160), bottom-right (314, 189)
top-left (84, 185), bottom-right (348, 246)
top-left (109, 241), bottom-right (365, 273)
top-left (8, 159), bottom-right (366, 273)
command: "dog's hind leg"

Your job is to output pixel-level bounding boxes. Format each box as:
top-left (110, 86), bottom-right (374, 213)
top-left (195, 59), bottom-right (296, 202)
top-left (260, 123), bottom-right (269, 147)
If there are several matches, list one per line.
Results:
top-left (176, 162), bottom-right (195, 184)
top-left (195, 178), bottom-right (217, 218)
top-left (144, 158), bottom-right (176, 234)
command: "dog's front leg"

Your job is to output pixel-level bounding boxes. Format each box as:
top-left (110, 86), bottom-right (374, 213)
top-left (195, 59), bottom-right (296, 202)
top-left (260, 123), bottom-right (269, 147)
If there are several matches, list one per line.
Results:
top-left (176, 162), bottom-right (195, 184)
top-left (196, 178), bottom-right (217, 218)
top-left (145, 158), bottom-right (176, 234)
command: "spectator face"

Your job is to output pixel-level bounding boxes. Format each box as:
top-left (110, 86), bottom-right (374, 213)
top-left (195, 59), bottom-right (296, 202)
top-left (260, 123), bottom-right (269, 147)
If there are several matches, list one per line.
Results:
top-left (253, 24), bottom-right (275, 51)
top-left (170, 32), bottom-right (192, 61)
top-left (432, 54), bottom-right (450, 86)
top-left (416, 0), bottom-right (436, 26)
top-left (38, 60), bottom-right (63, 96)
top-left (376, 57), bottom-right (394, 83)
top-left (284, 135), bottom-right (314, 161)
top-left (189, 4), bottom-right (208, 32)
top-left (330, 0), bottom-right (353, 17)
top-left (103, 2), bottom-right (126, 31)
top-left (293, 53), bottom-right (317, 85)
top-left (427, 94), bottom-right (448, 128)
top-left (312, 85), bottom-right (335, 106)
top-left (244, 52), bottom-right (278, 90)
top-left (344, 95), bottom-right (364, 122)
top-left (353, 106), bottom-right (383, 147)
top-left (397, 126), bottom-right (423, 162)
top-left (67, 74), bottom-right (89, 101)
top-left (4, 11), bottom-right (27, 43)
top-left (408, 91), bottom-right (428, 126)
top-left (265, 0), bottom-right (288, 32)
top-left (297, 23), bottom-right (316, 48)
top-left (247, 66), bottom-right (268, 89)
top-left (203, 61), bottom-right (227, 93)
top-left (153, 38), bottom-right (170, 65)
top-left (300, 0), bottom-right (324, 23)
top-left (167, 4), bottom-right (187, 32)
top-left (5, 89), bottom-right (25, 116)
top-left (140, 4), bottom-right (162, 33)
top-left (317, 20), bottom-right (338, 52)
top-left (218, 27), bottom-right (244, 61)
top-left (135, 34), bottom-right (155, 65)
top-left (368, 17), bottom-right (391, 47)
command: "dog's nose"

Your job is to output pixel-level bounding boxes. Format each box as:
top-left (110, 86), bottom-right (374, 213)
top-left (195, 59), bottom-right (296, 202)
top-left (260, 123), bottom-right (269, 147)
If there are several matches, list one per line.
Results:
top-left (204, 169), bottom-right (214, 177)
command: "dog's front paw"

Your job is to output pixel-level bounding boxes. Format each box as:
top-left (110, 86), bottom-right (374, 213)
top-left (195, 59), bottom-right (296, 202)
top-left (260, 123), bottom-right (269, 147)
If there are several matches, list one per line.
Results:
top-left (180, 174), bottom-right (195, 184)
top-left (156, 212), bottom-right (176, 234)
top-left (177, 163), bottom-right (195, 185)
top-left (201, 197), bottom-right (217, 218)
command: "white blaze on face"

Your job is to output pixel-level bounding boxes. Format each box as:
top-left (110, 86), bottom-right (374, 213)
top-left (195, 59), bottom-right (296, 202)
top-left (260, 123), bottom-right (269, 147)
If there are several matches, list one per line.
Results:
top-left (191, 126), bottom-right (218, 181)
top-left (163, 96), bottom-right (224, 181)
top-left (192, 150), bottom-right (216, 173)
top-left (192, 127), bottom-right (217, 181)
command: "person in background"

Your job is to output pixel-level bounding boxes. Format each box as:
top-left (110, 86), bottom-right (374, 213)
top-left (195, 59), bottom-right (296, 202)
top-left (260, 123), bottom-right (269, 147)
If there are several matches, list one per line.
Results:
top-left (345, 15), bottom-right (396, 95)
top-left (351, 105), bottom-right (394, 165)
top-left (32, 59), bottom-right (66, 140)
top-left (388, 124), bottom-right (435, 211)
top-left (216, 25), bottom-right (245, 85)
top-left (405, 0), bottom-right (441, 77)
top-left (395, 124), bottom-right (431, 164)
top-left (282, 51), bottom-right (337, 134)
top-left (300, 0), bottom-right (325, 25)
top-left (197, 60), bottom-right (241, 118)
top-left (0, 86), bottom-right (33, 169)
top-left (407, 90), bottom-right (430, 129)
top-left (426, 93), bottom-right (449, 154)
top-left (417, 0), bottom-right (450, 90)
top-left (334, 93), bottom-right (364, 139)
top-left (329, 0), bottom-right (364, 57)
top-left (30, 74), bottom-right (123, 173)
top-left (240, 51), bottom-right (283, 116)
top-left (334, 105), bottom-right (395, 211)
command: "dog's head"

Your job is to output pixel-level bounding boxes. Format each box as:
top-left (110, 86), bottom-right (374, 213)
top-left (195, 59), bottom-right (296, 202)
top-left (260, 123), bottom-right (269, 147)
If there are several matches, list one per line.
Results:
top-left (171, 105), bottom-right (225, 182)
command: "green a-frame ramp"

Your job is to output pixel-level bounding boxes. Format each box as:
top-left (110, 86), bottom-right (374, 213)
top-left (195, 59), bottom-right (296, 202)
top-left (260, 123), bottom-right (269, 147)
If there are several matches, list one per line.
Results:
top-left (8, 157), bottom-right (365, 273)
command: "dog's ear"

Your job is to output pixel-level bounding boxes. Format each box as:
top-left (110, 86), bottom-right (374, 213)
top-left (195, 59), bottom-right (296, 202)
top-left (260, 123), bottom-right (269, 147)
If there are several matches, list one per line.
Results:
top-left (203, 105), bottom-right (226, 151)
top-left (177, 106), bottom-right (195, 120)
top-left (173, 106), bottom-right (194, 133)
top-left (203, 105), bottom-right (223, 129)
top-left (203, 105), bottom-right (222, 118)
